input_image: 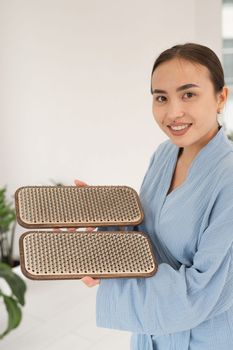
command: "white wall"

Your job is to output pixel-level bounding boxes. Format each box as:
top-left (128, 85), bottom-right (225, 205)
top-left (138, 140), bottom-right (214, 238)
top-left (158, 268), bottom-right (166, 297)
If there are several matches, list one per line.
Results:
top-left (223, 2), bottom-right (233, 38)
top-left (0, 0), bottom-right (222, 257)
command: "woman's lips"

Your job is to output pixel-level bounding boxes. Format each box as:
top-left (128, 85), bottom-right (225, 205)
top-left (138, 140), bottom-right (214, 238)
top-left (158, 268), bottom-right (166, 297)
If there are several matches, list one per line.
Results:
top-left (168, 124), bottom-right (192, 136)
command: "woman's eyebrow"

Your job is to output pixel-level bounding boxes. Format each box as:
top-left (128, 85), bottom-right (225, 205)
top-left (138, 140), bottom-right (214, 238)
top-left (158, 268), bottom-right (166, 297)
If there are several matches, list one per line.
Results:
top-left (152, 83), bottom-right (200, 94)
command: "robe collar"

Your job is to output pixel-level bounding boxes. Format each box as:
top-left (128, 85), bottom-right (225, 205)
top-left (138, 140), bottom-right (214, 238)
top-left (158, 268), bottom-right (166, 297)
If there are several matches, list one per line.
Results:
top-left (170, 126), bottom-right (233, 180)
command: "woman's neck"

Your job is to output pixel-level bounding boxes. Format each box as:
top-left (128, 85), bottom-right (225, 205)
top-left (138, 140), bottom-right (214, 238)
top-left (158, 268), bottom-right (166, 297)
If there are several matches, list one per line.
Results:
top-left (178, 124), bottom-right (221, 168)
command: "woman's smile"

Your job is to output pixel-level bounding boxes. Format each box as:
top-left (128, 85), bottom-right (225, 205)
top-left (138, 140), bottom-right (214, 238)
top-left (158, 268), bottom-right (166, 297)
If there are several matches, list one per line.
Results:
top-left (168, 123), bottom-right (192, 136)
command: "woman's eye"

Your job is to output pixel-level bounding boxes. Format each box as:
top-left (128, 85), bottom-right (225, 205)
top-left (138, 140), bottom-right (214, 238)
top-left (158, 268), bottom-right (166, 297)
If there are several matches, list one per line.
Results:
top-left (155, 95), bottom-right (167, 103)
top-left (183, 92), bottom-right (195, 99)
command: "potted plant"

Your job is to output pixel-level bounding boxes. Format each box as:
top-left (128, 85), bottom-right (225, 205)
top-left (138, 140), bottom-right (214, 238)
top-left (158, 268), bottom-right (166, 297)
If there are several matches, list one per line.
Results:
top-left (0, 187), bottom-right (27, 339)
top-left (0, 187), bottom-right (17, 266)
top-left (0, 262), bottom-right (26, 339)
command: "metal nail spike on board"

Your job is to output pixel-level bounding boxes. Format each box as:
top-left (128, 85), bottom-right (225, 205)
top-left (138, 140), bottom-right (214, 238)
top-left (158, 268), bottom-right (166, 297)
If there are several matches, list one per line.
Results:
top-left (19, 231), bottom-right (158, 279)
top-left (15, 185), bottom-right (158, 279)
top-left (15, 186), bottom-right (144, 228)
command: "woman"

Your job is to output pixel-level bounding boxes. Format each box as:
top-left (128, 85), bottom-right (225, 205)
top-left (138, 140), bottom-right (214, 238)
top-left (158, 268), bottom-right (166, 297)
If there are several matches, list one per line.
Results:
top-left (77, 43), bottom-right (233, 349)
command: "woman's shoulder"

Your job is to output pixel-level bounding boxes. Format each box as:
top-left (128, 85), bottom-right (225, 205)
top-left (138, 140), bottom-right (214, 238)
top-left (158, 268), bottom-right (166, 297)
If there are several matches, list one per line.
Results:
top-left (215, 135), bottom-right (233, 177)
top-left (157, 138), bottom-right (174, 152)
top-left (208, 146), bottom-right (233, 202)
top-left (149, 139), bottom-right (175, 166)
top-left (218, 150), bottom-right (233, 185)
top-left (157, 138), bottom-right (173, 152)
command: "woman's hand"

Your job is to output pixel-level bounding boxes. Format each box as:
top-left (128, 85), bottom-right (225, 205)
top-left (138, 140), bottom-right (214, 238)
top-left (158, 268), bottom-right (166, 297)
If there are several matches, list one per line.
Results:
top-left (53, 179), bottom-right (100, 287)
top-left (74, 179), bottom-right (100, 287)
top-left (80, 276), bottom-right (100, 287)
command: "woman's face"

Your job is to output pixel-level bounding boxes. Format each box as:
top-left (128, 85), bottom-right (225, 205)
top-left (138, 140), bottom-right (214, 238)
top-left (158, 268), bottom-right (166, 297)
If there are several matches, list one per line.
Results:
top-left (151, 58), bottom-right (228, 148)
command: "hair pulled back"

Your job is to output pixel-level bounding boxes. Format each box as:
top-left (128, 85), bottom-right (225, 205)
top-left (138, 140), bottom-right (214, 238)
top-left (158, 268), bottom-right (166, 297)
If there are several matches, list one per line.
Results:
top-left (151, 43), bottom-right (225, 94)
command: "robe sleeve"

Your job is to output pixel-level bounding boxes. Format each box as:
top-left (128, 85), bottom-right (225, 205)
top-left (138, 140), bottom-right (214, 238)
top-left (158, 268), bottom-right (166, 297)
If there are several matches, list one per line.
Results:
top-left (95, 178), bottom-right (233, 336)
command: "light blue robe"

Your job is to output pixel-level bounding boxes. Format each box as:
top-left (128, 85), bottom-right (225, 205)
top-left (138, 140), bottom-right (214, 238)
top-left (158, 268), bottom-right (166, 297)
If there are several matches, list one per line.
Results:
top-left (96, 126), bottom-right (233, 349)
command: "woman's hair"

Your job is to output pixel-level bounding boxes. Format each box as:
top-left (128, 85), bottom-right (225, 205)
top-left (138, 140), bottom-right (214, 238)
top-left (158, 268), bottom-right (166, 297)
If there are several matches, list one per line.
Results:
top-left (150, 43), bottom-right (225, 94)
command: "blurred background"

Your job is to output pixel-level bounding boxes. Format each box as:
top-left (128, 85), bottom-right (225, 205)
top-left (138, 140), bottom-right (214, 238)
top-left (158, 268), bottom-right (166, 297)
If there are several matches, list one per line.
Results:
top-left (0, 0), bottom-right (228, 196)
top-left (0, 0), bottom-right (232, 349)
top-left (223, 0), bottom-right (233, 132)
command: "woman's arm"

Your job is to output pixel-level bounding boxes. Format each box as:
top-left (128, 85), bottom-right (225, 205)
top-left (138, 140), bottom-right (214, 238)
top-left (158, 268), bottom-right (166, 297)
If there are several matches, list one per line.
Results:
top-left (96, 182), bottom-right (233, 336)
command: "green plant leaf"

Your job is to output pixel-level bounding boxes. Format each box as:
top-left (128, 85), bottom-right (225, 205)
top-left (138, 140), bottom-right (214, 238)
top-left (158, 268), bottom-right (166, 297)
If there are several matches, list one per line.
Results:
top-left (0, 293), bottom-right (22, 339)
top-left (0, 186), bottom-right (16, 235)
top-left (0, 263), bottom-right (27, 306)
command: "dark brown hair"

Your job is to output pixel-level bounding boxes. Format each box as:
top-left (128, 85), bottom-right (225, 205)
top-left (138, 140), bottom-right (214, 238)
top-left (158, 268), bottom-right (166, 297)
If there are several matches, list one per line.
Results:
top-left (150, 43), bottom-right (225, 94)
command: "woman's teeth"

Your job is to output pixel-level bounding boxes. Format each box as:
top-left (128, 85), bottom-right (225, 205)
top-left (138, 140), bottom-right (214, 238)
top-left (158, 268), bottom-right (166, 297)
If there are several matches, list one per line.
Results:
top-left (170, 124), bottom-right (191, 130)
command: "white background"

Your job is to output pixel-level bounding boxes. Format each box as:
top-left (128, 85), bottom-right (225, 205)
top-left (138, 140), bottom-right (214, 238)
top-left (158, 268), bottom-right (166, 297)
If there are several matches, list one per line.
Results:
top-left (222, 1), bottom-right (233, 132)
top-left (0, 0), bottom-right (222, 197)
top-left (0, 0), bottom-right (223, 260)
top-left (0, 1), bottom-right (224, 349)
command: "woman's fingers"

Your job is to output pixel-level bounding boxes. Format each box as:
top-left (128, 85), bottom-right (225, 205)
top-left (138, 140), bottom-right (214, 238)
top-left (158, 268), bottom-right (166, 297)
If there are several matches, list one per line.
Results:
top-left (53, 184), bottom-right (99, 287)
top-left (53, 228), bottom-right (77, 232)
top-left (86, 227), bottom-right (96, 232)
top-left (68, 228), bottom-right (77, 232)
top-left (67, 227), bottom-right (95, 232)
top-left (53, 181), bottom-right (97, 283)
top-left (74, 179), bottom-right (88, 187)
top-left (81, 276), bottom-right (100, 287)
top-left (53, 228), bottom-right (62, 233)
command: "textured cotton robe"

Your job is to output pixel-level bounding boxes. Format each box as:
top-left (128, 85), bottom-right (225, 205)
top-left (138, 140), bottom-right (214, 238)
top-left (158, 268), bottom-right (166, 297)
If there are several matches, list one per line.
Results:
top-left (96, 126), bottom-right (233, 349)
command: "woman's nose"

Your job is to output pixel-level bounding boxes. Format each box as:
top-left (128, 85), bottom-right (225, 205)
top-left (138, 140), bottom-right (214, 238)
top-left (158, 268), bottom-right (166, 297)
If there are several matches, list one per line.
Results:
top-left (166, 101), bottom-right (185, 120)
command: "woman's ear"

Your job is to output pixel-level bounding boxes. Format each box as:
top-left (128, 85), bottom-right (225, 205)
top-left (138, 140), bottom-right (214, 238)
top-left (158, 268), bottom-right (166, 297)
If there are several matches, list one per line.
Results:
top-left (217, 86), bottom-right (229, 112)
